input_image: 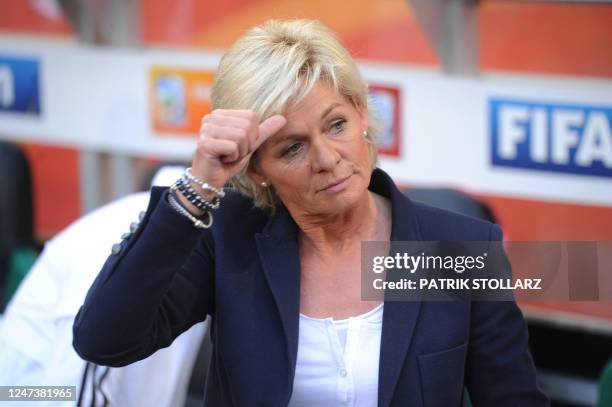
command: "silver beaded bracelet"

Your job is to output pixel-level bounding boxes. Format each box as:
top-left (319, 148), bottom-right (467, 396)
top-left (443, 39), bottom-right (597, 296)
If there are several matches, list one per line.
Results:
top-left (167, 189), bottom-right (213, 229)
top-left (184, 167), bottom-right (226, 198)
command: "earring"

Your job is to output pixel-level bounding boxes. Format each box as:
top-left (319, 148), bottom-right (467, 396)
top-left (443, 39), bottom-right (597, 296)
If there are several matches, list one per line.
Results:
top-left (260, 181), bottom-right (268, 187)
top-left (363, 130), bottom-right (368, 137)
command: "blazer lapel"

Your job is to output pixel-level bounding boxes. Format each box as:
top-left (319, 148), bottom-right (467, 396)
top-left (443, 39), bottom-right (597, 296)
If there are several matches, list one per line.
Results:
top-left (255, 206), bottom-right (301, 393)
top-left (370, 169), bottom-right (425, 407)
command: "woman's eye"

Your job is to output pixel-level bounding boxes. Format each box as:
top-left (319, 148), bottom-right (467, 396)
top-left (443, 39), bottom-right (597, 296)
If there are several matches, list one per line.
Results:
top-left (282, 143), bottom-right (302, 157)
top-left (330, 119), bottom-right (346, 133)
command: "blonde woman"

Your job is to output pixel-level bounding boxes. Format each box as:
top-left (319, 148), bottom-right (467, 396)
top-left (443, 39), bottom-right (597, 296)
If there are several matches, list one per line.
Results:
top-left (74, 20), bottom-right (548, 406)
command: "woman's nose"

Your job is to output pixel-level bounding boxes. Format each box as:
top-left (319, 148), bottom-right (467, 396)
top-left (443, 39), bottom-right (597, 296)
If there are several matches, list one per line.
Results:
top-left (311, 137), bottom-right (341, 172)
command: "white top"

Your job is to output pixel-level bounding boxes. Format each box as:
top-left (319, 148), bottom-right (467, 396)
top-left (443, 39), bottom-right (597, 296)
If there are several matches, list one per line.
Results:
top-left (288, 303), bottom-right (384, 407)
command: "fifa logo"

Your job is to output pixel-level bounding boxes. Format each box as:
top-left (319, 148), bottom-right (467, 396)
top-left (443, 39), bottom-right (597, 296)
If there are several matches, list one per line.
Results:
top-left (490, 98), bottom-right (612, 178)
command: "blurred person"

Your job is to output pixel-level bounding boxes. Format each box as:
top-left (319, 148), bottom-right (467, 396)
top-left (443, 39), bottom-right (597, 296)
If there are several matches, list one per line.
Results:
top-left (0, 166), bottom-right (208, 406)
top-left (0, 142), bottom-right (39, 312)
top-left (73, 20), bottom-right (548, 406)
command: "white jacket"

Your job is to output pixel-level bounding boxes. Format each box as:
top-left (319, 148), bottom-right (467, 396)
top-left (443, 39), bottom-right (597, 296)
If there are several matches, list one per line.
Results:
top-left (0, 167), bottom-right (207, 407)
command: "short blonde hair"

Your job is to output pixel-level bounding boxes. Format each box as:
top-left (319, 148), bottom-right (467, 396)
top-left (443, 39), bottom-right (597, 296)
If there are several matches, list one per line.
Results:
top-left (211, 19), bottom-right (380, 212)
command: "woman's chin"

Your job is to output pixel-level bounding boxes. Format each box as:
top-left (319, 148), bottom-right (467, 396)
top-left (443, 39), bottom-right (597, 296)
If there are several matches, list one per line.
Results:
top-left (318, 187), bottom-right (368, 215)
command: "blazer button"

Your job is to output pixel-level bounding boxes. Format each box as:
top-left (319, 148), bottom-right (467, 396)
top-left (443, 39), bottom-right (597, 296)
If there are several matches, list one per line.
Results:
top-left (129, 222), bottom-right (139, 233)
top-left (121, 232), bottom-right (131, 239)
top-left (111, 243), bottom-right (122, 255)
top-left (139, 211), bottom-right (145, 221)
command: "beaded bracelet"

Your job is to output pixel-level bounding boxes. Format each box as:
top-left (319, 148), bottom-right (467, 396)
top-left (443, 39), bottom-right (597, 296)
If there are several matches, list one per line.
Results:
top-left (184, 167), bottom-right (226, 198)
top-left (179, 177), bottom-right (221, 210)
top-left (175, 180), bottom-right (207, 211)
top-left (175, 178), bottom-right (220, 211)
top-left (167, 189), bottom-right (213, 229)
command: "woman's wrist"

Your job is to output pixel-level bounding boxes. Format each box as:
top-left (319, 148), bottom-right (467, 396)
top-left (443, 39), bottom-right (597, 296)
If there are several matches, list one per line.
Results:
top-left (165, 168), bottom-right (224, 228)
top-left (167, 189), bottom-right (213, 229)
top-left (185, 167), bottom-right (226, 198)
top-left (175, 189), bottom-right (206, 217)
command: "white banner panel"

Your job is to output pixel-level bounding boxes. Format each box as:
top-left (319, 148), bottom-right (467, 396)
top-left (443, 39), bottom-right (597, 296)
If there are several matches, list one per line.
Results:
top-left (0, 35), bottom-right (611, 206)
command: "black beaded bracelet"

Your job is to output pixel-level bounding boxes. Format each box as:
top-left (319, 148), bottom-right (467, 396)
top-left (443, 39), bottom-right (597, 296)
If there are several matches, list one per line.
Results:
top-left (174, 178), bottom-right (220, 211)
top-left (177, 184), bottom-right (218, 211)
top-left (179, 177), bottom-right (221, 209)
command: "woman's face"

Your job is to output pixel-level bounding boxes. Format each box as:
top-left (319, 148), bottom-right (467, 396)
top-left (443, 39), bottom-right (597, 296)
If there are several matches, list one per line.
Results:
top-left (251, 81), bottom-right (371, 216)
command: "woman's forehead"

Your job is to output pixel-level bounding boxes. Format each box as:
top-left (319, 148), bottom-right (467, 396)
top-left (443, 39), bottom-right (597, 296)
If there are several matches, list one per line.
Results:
top-left (283, 83), bottom-right (351, 123)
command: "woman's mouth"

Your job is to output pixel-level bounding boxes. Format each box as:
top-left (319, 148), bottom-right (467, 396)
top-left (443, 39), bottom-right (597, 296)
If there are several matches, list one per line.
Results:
top-left (320, 175), bottom-right (352, 193)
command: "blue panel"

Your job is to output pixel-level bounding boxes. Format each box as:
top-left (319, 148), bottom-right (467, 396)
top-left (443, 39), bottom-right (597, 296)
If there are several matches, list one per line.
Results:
top-left (0, 55), bottom-right (41, 115)
top-left (490, 98), bottom-right (612, 178)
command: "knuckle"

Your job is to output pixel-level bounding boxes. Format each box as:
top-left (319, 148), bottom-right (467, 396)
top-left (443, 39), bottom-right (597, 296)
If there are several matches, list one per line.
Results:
top-left (236, 128), bottom-right (247, 139)
top-left (201, 123), bottom-right (217, 134)
top-left (197, 136), bottom-right (209, 148)
top-left (239, 117), bottom-right (250, 127)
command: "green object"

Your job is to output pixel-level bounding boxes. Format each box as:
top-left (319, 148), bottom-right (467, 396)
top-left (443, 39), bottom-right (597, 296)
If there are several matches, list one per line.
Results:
top-left (2, 246), bottom-right (38, 308)
top-left (462, 388), bottom-right (472, 407)
top-left (601, 359), bottom-right (612, 407)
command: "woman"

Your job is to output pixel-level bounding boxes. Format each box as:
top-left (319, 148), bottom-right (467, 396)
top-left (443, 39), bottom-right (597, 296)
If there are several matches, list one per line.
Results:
top-left (74, 19), bottom-right (548, 406)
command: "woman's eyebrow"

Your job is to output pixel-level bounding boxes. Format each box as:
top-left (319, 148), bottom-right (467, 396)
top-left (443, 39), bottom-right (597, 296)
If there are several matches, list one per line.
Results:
top-left (320, 103), bottom-right (341, 120)
top-left (269, 103), bottom-right (342, 147)
top-left (270, 133), bottom-right (307, 147)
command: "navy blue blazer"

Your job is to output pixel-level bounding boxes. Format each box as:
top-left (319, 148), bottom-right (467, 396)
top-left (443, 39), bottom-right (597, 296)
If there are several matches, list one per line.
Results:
top-left (73, 168), bottom-right (548, 406)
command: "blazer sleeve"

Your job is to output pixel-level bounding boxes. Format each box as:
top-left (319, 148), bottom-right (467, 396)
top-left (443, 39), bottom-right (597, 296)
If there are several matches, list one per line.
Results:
top-left (73, 187), bottom-right (215, 367)
top-left (464, 224), bottom-right (549, 406)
